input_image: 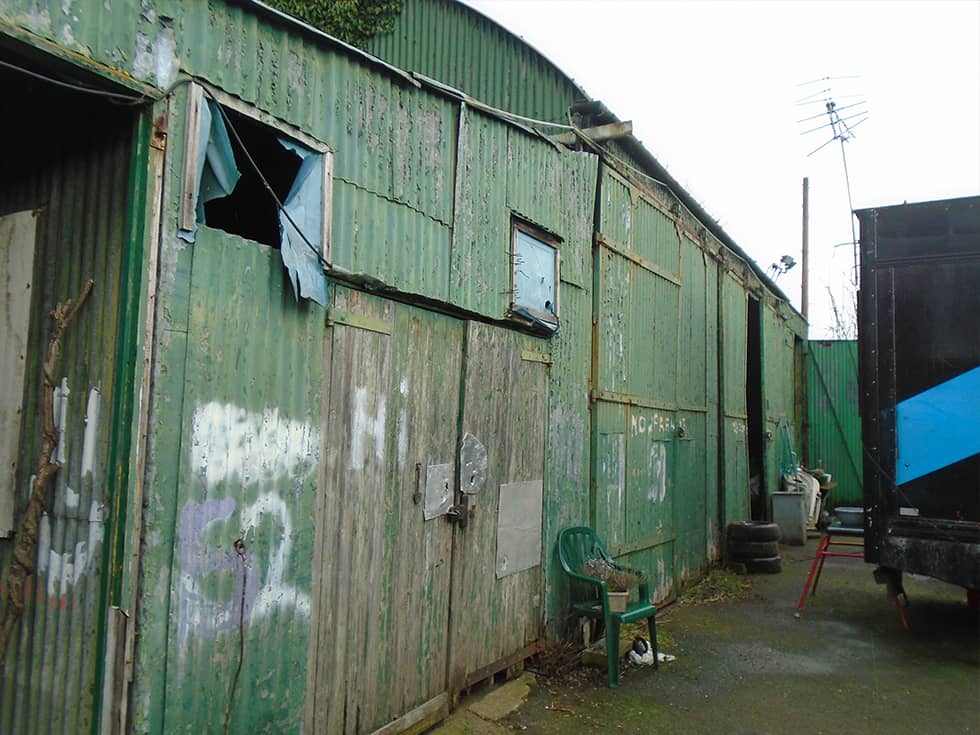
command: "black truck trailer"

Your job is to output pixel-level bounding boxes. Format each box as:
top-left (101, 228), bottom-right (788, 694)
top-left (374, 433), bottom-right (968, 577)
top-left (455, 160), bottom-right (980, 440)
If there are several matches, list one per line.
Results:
top-left (856, 196), bottom-right (980, 592)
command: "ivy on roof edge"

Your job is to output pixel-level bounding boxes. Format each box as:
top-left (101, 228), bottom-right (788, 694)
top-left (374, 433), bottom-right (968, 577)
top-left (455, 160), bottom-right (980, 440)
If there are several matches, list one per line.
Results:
top-left (267, 0), bottom-right (403, 48)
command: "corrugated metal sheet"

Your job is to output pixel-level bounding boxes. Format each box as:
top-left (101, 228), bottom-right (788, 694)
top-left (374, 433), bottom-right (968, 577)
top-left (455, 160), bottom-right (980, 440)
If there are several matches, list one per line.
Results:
top-left (678, 236), bottom-right (707, 408)
top-left (762, 304), bottom-right (801, 498)
top-left (592, 161), bottom-right (775, 593)
top-left (0, 78), bottom-right (137, 734)
top-left (593, 165), bottom-right (686, 601)
top-left (365, 0), bottom-right (586, 124)
top-left (539, 283), bottom-right (592, 638)
top-left (176, 2), bottom-right (458, 221)
top-left (596, 248), bottom-right (629, 393)
top-left (703, 261), bottom-right (721, 559)
top-left (674, 236), bottom-right (711, 578)
top-left (134, 229), bottom-right (324, 734)
top-left (131, 26), bottom-right (599, 729)
top-left (505, 125), bottom-right (565, 231)
top-left (600, 169), bottom-right (632, 248)
top-left (449, 104), bottom-right (510, 316)
top-left (0, 0), bottom-right (145, 78)
top-left (807, 340), bottom-right (863, 506)
top-left (634, 196), bottom-right (680, 277)
top-left (331, 179), bottom-right (452, 300)
top-left (4, 0), bottom-right (593, 320)
top-left (719, 272), bottom-right (749, 525)
top-left (175, 1), bottom-right (609, 317)
top-left (449, 106), bottom-right (597, 317)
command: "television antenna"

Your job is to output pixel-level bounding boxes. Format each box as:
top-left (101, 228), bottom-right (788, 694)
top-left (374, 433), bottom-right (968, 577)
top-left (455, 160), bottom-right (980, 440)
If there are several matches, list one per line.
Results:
top-left (798, 77), bottom-right (868, 286)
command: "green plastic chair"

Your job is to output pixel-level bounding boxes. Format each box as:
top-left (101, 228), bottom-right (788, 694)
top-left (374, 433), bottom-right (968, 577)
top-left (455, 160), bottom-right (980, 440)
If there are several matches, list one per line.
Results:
top-left (557, 526), bottom-right (659, 687)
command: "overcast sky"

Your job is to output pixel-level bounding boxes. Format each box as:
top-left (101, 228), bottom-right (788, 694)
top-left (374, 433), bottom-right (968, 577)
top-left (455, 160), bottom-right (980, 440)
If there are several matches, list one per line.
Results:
top-left (466, 0), bottom-right (980, 337)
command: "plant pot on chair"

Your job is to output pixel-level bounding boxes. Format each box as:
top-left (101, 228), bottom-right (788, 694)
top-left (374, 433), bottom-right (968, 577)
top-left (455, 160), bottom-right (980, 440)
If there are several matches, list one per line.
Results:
top-left (607, 590), bottom-right (629, 613)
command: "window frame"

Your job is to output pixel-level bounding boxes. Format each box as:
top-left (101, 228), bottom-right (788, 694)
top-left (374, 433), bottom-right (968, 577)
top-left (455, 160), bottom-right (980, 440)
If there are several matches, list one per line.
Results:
top-left (509, 217), bottom-right (561, 329)
top-left (180, 83), bottom-right (334, 263)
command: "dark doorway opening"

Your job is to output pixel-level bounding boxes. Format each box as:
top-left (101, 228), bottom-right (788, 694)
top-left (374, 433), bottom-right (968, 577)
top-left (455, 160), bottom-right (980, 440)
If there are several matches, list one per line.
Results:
top-left (746, 296), bottom-right (766, 520)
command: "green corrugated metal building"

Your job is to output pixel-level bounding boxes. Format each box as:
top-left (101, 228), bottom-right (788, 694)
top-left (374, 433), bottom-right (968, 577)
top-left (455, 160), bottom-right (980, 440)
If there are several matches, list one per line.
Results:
top-left (806, 340), bottom-right (863, 507)
top-left (0, 1), bottom-right (807, 732)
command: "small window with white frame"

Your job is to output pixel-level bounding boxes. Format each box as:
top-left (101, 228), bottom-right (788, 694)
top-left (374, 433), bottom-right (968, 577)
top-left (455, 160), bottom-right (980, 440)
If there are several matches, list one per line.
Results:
top-left (510, 219), bottom-right (560, 333)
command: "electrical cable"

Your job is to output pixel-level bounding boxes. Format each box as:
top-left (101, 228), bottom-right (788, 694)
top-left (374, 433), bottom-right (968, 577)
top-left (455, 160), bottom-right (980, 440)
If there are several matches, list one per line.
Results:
top-left (0, 57), bottom-right (148, 102)
top-left (463, 95), bottom-right (574, 130)
top-left (223, 539), bottom-right (248, 735)
top-left (0, 57), bottom-right (323, 262)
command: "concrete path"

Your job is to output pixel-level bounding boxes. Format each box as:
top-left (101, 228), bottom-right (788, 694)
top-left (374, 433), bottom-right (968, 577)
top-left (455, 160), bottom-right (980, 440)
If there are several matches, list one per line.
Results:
top-left (432, 536), bottom-right (978, 734)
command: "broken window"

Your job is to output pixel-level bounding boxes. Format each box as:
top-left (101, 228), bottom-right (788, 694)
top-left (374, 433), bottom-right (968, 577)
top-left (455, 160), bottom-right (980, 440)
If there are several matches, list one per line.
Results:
top-left (180, 85), bottom-right (332, 306)
top-left (510, 219), bottom-right (560, 333)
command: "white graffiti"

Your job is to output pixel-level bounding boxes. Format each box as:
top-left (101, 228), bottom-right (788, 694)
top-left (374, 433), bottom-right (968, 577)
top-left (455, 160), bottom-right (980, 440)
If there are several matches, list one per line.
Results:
top-left (64, 485), bottom-right (80, 510)
top-left (80, 386), bottom-right (100, 478)
top-left (240, 493), bottom-right (310, 620)
top-left (190, 401), bottom-right (320, 488)
top-left (350, 386), bottom-right (386, 470)
top-left (631, 411), bottom-right (676, 437)
top-left (600, 434), bottom-right (625, 525)
top-left (648, 442), bottom-right (668, 503)
top-left (396, 377), bottom-right (408, 470)
top-left (652, 557), bottom-right (672, 603)
top-left (37, 500), bottom-right (105, 597)
top-left (176, 491), bottom-right (311, 648)
top-left (52, 377), bottom-right (70, 464)
top-left (30, 379), bottom-right (107, 600)
top-left (178, 402), bottom-right (318, 648)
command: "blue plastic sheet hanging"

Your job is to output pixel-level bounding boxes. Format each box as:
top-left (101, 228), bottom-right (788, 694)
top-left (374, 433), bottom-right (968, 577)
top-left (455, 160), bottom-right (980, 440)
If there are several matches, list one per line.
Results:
top-left (278, 138), bottom-right (329, 307)
top-left (177, 96), bottom-right (329, 307)
top-left (178, 99), bottom-right (241, 243)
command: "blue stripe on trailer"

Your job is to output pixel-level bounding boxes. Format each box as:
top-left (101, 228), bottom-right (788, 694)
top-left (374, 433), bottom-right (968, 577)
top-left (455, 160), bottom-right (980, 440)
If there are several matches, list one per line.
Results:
top-left (896, 366), bottom-right (980, 485)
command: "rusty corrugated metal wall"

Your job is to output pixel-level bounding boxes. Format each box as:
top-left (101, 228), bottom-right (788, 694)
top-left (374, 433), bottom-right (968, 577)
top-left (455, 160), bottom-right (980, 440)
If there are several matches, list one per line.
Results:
top-left (0, 70), bottom-right (139, 734)
top-left (807, 340), bottom-right (863, 506)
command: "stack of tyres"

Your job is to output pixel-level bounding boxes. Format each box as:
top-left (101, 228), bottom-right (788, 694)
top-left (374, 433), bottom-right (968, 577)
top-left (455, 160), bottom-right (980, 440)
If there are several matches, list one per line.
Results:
top-left (726, 522), bottom-right (782, 573)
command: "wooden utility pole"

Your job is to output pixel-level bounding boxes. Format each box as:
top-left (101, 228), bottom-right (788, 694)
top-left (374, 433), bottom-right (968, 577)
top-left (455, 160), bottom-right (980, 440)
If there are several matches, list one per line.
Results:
top-left (802, 177), bottom-right (809, 320)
